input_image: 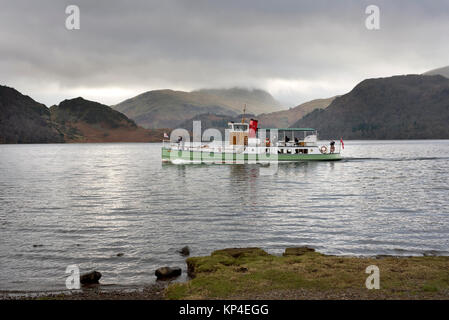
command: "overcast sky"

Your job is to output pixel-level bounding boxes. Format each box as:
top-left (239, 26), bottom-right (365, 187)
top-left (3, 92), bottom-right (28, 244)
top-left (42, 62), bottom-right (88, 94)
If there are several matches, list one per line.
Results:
top-left (1, 0), bottom-right (448, 107)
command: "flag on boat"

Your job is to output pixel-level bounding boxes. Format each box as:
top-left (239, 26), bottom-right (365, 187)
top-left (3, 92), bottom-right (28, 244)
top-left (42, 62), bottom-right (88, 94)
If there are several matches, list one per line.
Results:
top-left (340, 137), bottom-right (344, 149)
top-left (164, 132), bottom-right (169, 139)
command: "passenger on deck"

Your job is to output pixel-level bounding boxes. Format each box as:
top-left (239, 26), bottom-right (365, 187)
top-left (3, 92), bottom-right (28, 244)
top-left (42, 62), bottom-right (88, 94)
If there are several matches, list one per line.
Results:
top-left (294, 137), bottom-right (299, 145)
top-left (330, 140), bottom-right (335, 153)
top-left (265, 138), bottom-right (271, 147)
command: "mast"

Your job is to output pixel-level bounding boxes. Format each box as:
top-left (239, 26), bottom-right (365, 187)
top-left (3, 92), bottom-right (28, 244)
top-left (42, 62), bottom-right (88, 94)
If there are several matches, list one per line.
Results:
top-left (241, 104), bottom-right (246, 124)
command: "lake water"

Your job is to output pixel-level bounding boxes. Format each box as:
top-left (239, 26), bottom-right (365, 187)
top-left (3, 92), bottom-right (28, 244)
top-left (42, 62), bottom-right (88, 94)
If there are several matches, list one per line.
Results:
top-left (1, 140), bottom-right (449, 292)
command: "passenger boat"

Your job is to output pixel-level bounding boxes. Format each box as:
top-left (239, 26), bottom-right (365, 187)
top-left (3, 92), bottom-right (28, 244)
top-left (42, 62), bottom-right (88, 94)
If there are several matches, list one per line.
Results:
top-left (161, 118), bottom-right (342, 163)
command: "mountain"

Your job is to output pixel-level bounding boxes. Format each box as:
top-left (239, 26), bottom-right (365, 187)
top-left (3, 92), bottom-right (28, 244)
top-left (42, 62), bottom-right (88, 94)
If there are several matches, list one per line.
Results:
top-left (424, 66), bottom-right (449, 78)
top-left (193, 88), bottom-right (282, 114)
top-left (50, 97), bottom-right (165, 142)
top-left (0, 85), bottom-right (63, 143)
top-left (176, 97), bottom-right (335, 135)
top-left (291, 74), bottom-right (449, 139)
top-left (113, 89), bottom-right (236, 129)
top-left (113, 88), bottom-right (283, 129)
top-left (0, 86), bottom-right (165, 144)
top-left (257, 97), bottom-right (336, 128)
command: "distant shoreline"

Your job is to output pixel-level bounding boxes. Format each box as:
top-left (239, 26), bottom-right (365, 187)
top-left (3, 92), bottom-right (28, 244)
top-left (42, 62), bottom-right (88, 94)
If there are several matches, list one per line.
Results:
top-left (2, 138), bottom-right (449, 145)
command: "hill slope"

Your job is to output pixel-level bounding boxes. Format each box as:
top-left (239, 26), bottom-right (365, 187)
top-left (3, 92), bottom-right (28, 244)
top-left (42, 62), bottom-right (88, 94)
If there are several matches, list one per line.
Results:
top-left (0, 85), bottom-right (63, 143)
top-left (424, 66), bottom-right (449, 78)
top-left (257, 97), bottom-right (336, 128)
top-left (193, 88), bottom-right (282, 114)
top-left (50, 97), bottom-right (164, 142)
top-left (113, 88), bottom-right (282, 129)
top-left (291, 75), bottom-right (449, 139)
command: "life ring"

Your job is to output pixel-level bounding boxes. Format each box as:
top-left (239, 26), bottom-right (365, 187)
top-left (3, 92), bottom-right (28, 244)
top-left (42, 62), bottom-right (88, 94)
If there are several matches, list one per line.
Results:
top-left (320, 146), bottom-right (327, 154)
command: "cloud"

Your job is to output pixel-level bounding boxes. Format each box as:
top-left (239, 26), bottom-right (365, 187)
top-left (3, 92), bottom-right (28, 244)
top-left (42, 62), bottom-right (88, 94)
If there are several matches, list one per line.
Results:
top-left (1, 0), bottom-right (448, 107)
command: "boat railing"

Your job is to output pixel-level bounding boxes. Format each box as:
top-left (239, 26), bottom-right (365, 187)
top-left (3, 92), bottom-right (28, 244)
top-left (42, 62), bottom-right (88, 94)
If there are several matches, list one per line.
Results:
top-left (316, 140), bottom-right (342, 154)
top-left (163, 140), bottom-right (205, 150)
top-left (276, 141), bottom-right (316, 147)
top-left (163, 140), bottom-right (233, 152)
top-left (163, 139), bottom-right (342, 154)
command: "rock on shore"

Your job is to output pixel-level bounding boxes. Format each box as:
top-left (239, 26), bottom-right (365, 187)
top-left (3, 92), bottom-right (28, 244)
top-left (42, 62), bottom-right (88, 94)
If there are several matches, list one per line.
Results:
top-left (155, 267), bottom-right (182, 280)
top-left (80, 271), bottom-right (102, 285)
top-left (178, 246), bottom-right (190, 257)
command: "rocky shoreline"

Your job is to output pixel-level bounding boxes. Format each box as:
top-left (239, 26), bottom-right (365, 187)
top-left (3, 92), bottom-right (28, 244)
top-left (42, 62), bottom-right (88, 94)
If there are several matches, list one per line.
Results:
top-left (1, 283), bottom-right (168, 300)
top-left (3, 247), bottom-right (449, 300)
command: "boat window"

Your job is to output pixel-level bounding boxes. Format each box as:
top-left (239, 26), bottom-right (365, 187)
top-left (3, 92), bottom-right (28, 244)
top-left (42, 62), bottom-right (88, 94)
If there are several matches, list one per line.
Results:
top-left (234, 124), bottom-right (248, 131)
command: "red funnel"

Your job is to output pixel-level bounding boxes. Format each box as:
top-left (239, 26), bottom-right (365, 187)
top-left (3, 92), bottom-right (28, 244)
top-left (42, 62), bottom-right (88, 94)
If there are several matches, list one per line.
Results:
top-left (249, 119), bottom-right (258, 138)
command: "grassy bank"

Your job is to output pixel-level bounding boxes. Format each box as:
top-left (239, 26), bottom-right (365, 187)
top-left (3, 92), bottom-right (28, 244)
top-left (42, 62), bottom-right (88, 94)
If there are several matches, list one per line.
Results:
top-left (166, 247), bottom-right (449, 300)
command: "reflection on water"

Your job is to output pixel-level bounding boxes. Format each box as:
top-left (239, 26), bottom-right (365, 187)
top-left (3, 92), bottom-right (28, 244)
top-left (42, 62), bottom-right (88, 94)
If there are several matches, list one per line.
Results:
top-left (1, 140), bottom-right (449, 291)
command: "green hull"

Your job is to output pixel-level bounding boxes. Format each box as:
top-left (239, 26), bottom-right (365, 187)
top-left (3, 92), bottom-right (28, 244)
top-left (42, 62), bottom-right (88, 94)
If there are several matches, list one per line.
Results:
top-left (161, 147), bottom-right (342, 162)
